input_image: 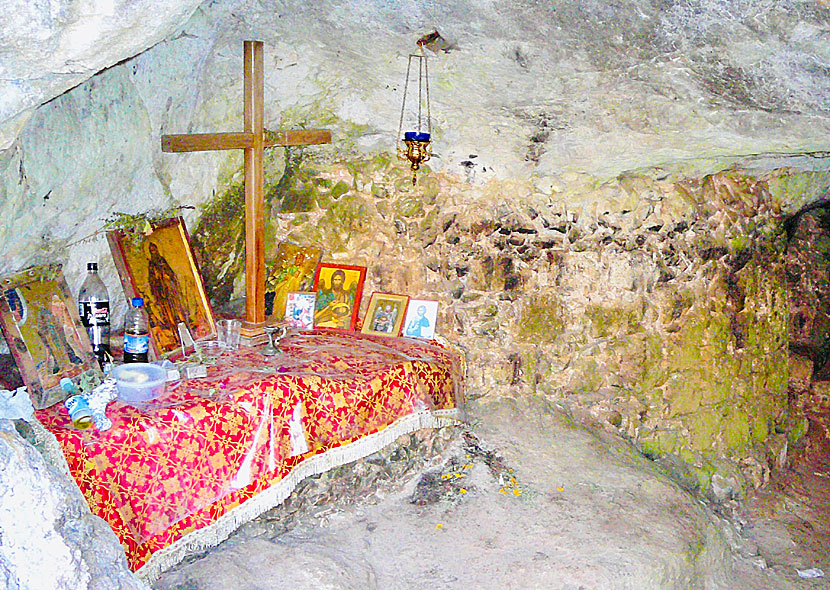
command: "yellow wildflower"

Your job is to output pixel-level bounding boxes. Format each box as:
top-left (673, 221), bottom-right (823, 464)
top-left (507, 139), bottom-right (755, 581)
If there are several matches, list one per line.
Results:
top-left (436, 523), bottom-right (443, 529)
top-left (459, 488), bottom-right (467, 494)
top-left (513, 488), bottom-right (522, 497)
top-left (556, 487), bottom-right (564, 492)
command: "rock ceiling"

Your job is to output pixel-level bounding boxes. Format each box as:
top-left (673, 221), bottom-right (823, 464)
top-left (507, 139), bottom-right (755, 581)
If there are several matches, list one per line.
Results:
top-left (1, 0), bottom-right (829, 180)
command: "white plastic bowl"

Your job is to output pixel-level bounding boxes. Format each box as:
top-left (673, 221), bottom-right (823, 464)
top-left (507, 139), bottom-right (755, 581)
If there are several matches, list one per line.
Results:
top-left (112, 363), bottom-right (167, 403)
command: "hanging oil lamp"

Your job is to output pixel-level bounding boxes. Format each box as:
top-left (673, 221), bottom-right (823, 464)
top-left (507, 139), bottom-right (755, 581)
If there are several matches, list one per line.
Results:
top-left (397, 51), bottom-right (432, 185)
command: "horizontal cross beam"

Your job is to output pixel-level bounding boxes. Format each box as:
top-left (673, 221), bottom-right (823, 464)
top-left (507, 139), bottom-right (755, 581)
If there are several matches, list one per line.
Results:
top-left (161, 129), bottom-right (332, 153)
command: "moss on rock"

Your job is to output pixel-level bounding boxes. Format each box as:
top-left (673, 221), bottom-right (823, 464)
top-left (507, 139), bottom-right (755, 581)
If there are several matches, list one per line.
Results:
top-left (585, 302), bottom-right (643, 338)
top-left (517, 293), bottom-right (567, 343)
top-left (634, 249), bottom-right (790, 487)
top-left (191, 182), bottom-right (246, 306)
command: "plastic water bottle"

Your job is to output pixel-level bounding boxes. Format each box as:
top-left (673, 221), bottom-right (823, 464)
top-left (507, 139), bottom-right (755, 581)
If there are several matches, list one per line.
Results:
top-left (123, 297), bottom-right (150, 363)
top-left (78, 262), bottom-right (111, 368)
top-left (61, 378), bottom-right (93, 429)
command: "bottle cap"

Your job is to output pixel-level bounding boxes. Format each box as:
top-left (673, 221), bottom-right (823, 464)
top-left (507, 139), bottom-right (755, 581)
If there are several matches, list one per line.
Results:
top-left (131, 297), bottom-right (144, 307)
top-left (59, 377), bottom-right (77, 395)
top-left (87, 262), bottom-right (98, 271)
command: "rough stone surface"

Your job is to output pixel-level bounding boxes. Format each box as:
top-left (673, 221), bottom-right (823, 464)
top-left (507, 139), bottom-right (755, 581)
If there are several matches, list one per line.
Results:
top-left (1, 3), bottom-right (830, 586)
top-left (153, 400), bottom-right (806, 590)
top-left (3, 1), bottom-right (830, 280)
top-left (2, 1), bottom-right (830, 173)
top-left (194, 155), bottom-right (807, 495)
top-left (0, 0), bottom-right (202, 149)
top-left (0, 421), bottom-right (148, 590)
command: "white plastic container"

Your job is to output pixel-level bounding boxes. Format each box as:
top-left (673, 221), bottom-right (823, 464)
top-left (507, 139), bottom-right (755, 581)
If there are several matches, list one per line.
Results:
top-left (112, 363), bottom-right (167, 403)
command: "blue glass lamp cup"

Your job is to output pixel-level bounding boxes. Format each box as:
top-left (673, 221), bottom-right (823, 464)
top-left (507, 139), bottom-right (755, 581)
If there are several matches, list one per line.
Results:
top-left (404, 131), bottom-right (431, 142)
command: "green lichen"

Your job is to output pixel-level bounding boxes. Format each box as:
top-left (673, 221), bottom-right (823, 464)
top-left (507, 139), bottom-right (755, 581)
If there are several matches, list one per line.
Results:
top-left (721, 410), bottom-right (751, 450)
top-left (787, 415), bottom-right (809, 444)
top-left (691, 462), bottom-right (717, 493)
top-left (730, 234), bottom-right (751, 253)
top-left (688, 409), bottom-right (722, 451)
top-left (640, 428), bottom-right (681, 458)
top-left (192, 182), bottom-right (246, 305)
top-left (765, 170), bottom-right (830, 210)
top-left (520, 350), bottom-right (540, 388)
top-left (570, 357), bottom-right (605, 393)
top-left (585, 303), bottom-right (643, 338)
top-left (318, 193), bottom-right (374, 251)
top-left (331, 181), bottom-right (350, 200)
top-left (516, 293), bottom-right (566, 344)
top-left (635, 251), bottom-right (790, 484)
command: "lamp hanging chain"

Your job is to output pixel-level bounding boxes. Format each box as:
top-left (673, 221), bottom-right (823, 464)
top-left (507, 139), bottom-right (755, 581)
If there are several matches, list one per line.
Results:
top-left (424, 52), bottom-right (431, 134)
top-left (417, 54), bottom-right (423, 132)
top-left (397, 55), bottom-right (414, 144)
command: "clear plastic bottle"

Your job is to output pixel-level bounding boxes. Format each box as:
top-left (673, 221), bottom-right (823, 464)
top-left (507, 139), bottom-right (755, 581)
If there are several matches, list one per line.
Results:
top-left (123, 297), bottom-right (150, 363)
top-left (78, 262), bottom-right (111, 368)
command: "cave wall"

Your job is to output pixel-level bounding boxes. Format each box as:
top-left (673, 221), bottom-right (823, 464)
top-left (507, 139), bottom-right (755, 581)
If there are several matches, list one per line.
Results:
top-left (191, 145), bottom-right (830, 496)
top-left (3, 0), bottom-right (830, 498)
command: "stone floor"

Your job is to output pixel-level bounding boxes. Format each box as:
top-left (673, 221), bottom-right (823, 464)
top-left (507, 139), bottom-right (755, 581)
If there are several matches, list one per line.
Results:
top-left (150, 395), bottom-right (830, 590)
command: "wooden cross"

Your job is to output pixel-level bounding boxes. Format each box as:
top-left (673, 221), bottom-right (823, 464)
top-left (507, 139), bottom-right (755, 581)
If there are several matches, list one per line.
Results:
top-left (161, 40), bottom-right (331, 336)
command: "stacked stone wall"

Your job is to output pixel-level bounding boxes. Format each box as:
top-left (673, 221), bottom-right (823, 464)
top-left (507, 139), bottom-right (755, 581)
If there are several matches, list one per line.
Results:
top-left (193, 153), bottom-right (825, 497)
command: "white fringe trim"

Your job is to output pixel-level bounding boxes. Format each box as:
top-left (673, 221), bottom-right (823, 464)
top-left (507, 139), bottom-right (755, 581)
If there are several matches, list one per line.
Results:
top-left (135, 408), bottom-right (463, 584)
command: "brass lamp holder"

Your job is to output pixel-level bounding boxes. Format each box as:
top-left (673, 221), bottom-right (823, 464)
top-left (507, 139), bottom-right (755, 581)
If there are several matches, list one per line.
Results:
top-left (398, 132), bottom-right (432, 185)
top-left (396, 52), bottom-right (432, 185)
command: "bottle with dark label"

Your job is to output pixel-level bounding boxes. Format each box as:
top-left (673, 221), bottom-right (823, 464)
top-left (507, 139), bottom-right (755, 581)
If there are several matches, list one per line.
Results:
top-left (123, 297), bottom-right (150, 363)
top-left (78, 262), bottom-right (111, 368)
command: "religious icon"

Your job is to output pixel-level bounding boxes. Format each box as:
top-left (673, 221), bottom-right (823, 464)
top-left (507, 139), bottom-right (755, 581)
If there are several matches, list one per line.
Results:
top-left (312, 263), bottom-right (366, 331)
top-left (0, 264), bottom-right (100, 408)
top-left (284, 291), bottom-right (316, 330)
top-left (265, 243), bottom-right (323, 321)
top-left (108, 217), bottom-right (216, 357)
top-left (361, 293), bottom-right (409, 337)
top-left (402, 299), bottom-right (439, 340)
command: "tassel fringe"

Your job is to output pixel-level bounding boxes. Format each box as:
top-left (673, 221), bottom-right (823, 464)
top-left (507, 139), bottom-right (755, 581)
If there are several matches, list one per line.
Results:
top-left (136, 408), bottom-right (462, 583)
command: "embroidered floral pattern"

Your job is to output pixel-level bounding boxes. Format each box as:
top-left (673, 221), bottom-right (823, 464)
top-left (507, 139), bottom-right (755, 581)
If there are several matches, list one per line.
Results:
top-left (36, 330), bottom-right (462, 570)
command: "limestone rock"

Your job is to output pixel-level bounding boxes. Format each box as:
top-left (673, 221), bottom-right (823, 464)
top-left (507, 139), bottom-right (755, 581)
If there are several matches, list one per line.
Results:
top-left (155, 537), bottom-right (377, 590)
top-left (0, 421), bottom-right (148, 590)
top-left (155, 399), bottom-right (798, 589)
top-left (0, 0), bottom-right (202, 149)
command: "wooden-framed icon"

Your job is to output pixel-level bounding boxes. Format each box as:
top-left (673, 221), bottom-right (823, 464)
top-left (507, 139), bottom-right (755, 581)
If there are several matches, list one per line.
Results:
top-left (0, 264), bottom-right (100, 408)
top-left (311, 263), bottom-right (366, 331)
top-left (265, 242), bottom-right (323, 321)
top-left (361, 292), bottom-right (409, 337)
top-left (107, 217), bottom-right (216, 358)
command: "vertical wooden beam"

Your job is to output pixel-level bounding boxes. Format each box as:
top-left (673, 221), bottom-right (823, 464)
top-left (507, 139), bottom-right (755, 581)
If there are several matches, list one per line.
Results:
top-left (243, 40), bottom-right (266, 325)
top-left (162, 41), bottom-right (330, 338)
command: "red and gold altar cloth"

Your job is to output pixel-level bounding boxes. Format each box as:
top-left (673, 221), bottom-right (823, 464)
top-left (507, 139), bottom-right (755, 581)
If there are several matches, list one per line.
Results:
top-left (35, 330), bottom-right (463, 578)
